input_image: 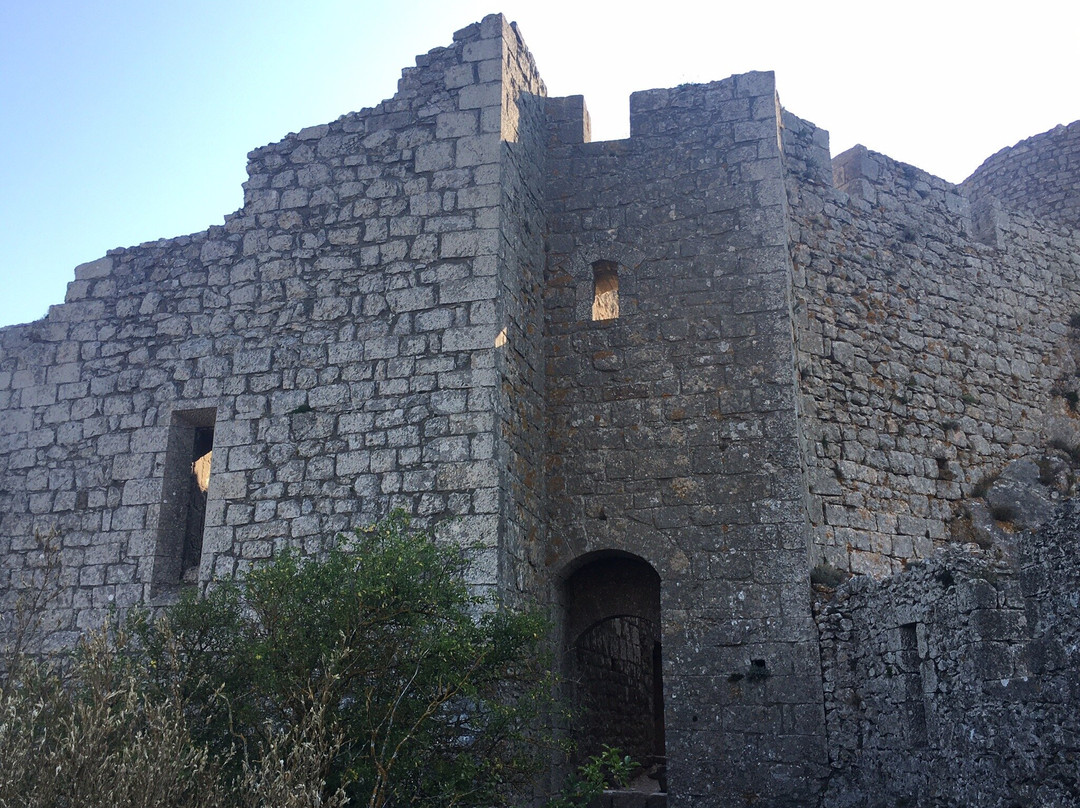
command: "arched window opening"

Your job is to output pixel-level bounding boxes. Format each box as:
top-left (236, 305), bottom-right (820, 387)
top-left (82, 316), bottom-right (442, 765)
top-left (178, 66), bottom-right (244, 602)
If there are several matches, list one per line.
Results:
top-left (592, 260), bottom-right (620, 321)
top-left (565, 555), bottom-right (665, 793)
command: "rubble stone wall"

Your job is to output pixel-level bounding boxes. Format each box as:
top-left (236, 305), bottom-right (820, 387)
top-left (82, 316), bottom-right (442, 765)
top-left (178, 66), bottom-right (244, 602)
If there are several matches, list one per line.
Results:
top-left (815, 502), bottom-right (1080, 807)
top-left (963, 120), bottom-right (1080, 232)
top-left (783, 113), bottom-right (1080, 576)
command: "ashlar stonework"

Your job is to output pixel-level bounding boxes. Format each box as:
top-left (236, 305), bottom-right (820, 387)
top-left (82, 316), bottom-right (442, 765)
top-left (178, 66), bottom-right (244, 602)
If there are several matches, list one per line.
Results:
top-left (2, 14), bottom-right (1078, 808)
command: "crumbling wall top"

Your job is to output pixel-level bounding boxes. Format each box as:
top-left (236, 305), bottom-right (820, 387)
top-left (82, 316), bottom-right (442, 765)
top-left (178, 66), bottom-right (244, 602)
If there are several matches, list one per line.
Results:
top-left (963, 120), bottom-right (1080, 231)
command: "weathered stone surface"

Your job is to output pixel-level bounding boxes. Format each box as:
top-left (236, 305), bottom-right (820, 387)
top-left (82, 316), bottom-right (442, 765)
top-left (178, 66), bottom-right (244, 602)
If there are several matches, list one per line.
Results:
top-left (786, 112), bottom-right (1080, 578)
top-left (964, 121), bottom-right (1080, 232)
top-left (984, 457), bottom-right (1059, 531)
top-left (2, 12), bottom-right (1080, 808)
top-left (815, 500), bottom-right (1080, 807)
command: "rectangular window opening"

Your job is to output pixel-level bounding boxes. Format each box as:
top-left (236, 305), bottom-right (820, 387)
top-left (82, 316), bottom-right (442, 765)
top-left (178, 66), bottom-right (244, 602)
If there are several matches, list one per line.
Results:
top-left (153, 408), bottom-right (216, 594)
top-left (592, 260), bottom-right (620, 321)
top-left (899, 622), bottom-right (928, 747)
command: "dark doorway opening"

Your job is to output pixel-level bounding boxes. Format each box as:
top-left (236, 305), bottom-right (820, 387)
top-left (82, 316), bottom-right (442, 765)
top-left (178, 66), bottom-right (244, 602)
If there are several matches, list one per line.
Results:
top-left (565, 555), bottom-right (665, 790)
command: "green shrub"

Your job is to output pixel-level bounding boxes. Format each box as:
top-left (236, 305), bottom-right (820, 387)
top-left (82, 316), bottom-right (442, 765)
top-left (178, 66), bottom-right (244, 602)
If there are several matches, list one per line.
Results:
top-left (545, 746), bottom-right (640, 808)
top-left (3, 514), bottom-right (559, 808)
top-left (136, 511), bottom-right (557, 807)
top-left (0, 626), bottom-right (228, 808)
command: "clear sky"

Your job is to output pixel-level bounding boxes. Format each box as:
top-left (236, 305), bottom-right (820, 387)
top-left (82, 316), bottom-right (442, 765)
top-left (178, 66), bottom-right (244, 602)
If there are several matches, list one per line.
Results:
top-left (1, 0), bottom-right (1076, 328)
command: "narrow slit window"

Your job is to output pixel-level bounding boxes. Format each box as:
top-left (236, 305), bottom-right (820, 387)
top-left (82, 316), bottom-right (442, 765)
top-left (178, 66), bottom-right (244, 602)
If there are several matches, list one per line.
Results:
top-left (185, 426), bottom-right (213, 577)
top-left (153, 408), bottom-right (216, 592)
top-left (899, 622), bottom-right (928, 747)
top-left (592, 260), bottom-right (620, 321)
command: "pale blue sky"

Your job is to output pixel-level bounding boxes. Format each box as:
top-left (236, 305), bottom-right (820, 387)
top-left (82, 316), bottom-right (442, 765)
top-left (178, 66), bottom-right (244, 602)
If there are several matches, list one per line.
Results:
top-left (1, 0), bottom-right (1076, 328)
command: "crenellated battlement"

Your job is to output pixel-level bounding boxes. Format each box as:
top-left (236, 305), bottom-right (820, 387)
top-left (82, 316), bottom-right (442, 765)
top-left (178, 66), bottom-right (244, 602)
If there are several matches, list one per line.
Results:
top-left (2, 14), bottom-right (1079, 808)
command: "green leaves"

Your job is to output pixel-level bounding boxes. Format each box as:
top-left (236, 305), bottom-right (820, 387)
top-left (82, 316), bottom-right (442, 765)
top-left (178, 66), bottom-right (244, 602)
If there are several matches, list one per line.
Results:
top-left (139, 511), bottom-right (556, 808)
top-left (545, 746), bottom-right (641, 808)
top-left (0, 625), bottom-right (229, 808)
top-left (3, 514), bottom-right (561, 807)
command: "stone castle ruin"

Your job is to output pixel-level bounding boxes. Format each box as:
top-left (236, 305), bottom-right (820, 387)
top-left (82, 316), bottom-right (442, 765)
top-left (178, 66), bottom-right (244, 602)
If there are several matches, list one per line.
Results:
top-left (2, 14), bottom-right (1079, 807)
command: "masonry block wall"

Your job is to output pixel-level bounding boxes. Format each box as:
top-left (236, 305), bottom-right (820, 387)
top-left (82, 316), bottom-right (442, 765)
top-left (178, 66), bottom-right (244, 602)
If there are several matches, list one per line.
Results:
top-left (489, 22), bottom-right (549, 603)
top-left (963, 120), bottom-right (1080, 231)
top-left (543, 73), bottom-right (827, 805)
top-left (3, 12), bottom-right (1080, 808)
top-left (783, 114), bottom-right (1080, 576)
top-left (0, 15), bottom-right (548, 647)
top-left (814, 502), bottom-right (1080, 806)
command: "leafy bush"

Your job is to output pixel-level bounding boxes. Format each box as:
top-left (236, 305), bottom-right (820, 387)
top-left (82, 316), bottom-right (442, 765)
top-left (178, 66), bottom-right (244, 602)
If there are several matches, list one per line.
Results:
top-left (545, 746), bottom-right (640, 808)
top-left (2, 514), bottom-right (559, 808)
top-left (135, 512), bottom-right (557, 807)
top-left (0, 626), bottom-right (227, 808)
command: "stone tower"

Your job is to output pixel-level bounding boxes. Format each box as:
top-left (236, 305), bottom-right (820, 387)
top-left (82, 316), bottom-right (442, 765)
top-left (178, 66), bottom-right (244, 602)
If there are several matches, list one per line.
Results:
top-left (4, 13), bottom-right (1080, 808)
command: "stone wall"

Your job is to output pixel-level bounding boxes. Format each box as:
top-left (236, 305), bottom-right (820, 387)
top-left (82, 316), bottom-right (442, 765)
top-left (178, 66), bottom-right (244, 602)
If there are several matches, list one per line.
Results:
top-left (544, 73), bottom-right (827, 806)
top-left (0, 14), bottom-right (547, 648)
top-left (2, 13), bottom-right (1080, 808)
top-left (815, 502), bottom-right (1080, 807)
top-left (784, 113), bottom-right (1080, 576)
top-left (964, 121), bottom-right (1080, 232)
top-left (574, 614), bottom-right (659, 765)
top-left (490, 20), bottom-right (549, 603)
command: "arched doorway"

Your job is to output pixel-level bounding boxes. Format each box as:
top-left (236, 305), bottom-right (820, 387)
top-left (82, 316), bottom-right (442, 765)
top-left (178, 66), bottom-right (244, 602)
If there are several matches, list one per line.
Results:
top-left (564, 554), bottom-right (666, 785)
